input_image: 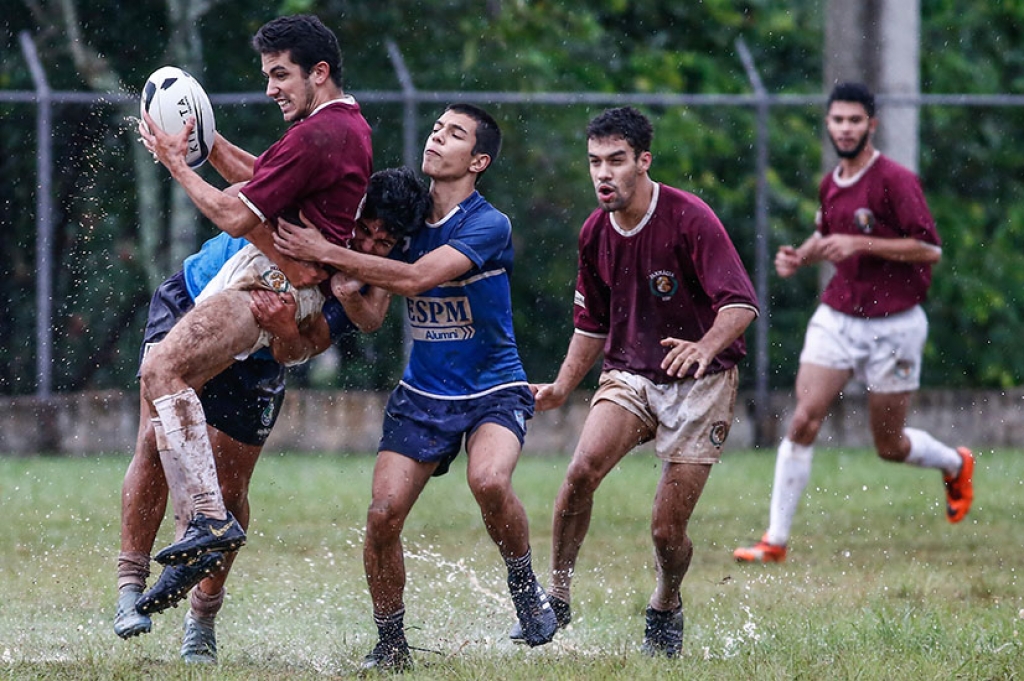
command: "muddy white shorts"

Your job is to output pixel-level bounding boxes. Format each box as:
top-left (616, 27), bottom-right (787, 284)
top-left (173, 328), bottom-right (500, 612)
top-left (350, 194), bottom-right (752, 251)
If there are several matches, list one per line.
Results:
top-left (799, 303), bottom-right (927, 393)
top-left (195, 243), bottom-right (325, 361)
top-left (592, 367), bottom-right (739, 465)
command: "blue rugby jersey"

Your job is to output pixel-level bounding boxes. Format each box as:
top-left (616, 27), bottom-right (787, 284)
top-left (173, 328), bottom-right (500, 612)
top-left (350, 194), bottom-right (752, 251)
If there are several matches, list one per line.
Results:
top-left (398, 191), bottom-right (528, 399)
top-left (182, 232), bottom-right (250, 300)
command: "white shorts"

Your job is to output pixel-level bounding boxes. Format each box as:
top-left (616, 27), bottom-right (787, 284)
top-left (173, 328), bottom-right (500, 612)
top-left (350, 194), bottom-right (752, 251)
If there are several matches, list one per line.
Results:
top-left (196, 243), bottom-right (325, 361)
top-left (592, 367), bottom-right (738, 465)
top-left (799, 304), bottom-right (927, 393)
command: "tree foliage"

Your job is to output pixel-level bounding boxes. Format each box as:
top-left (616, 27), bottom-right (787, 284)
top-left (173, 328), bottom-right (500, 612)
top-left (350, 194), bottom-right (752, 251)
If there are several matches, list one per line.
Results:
top-left (2, 0), bottom-right (1023, 395)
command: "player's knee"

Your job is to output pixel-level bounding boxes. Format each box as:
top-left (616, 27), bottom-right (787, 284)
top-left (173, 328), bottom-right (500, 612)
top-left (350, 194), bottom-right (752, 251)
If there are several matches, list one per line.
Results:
top-left (138, 366), bottom-right (158, 401)
top-left (467, 471), bottom-right (511, 507)
top-left (365, 500), bottom-right (405, 543)
top-left (139, 359), bottom-right (177, 400)
top-left (651, 524), bottom-right (692, 557)
top-left (789, 409), bottom-right (823, 443)
top-left (564, 455), bottom-right (607, 494)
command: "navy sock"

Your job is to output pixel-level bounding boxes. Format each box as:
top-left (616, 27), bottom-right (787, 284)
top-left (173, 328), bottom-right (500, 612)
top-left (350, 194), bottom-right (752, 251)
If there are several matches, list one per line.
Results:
top-left (373, 607), bottom-right (406, 644)
top-left (506, 548), bottom-right (535, 592)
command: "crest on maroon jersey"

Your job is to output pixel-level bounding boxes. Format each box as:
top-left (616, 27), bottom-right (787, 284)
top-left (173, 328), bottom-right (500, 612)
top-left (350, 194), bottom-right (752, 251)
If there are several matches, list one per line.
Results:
top-left (854, 207), bottom-right (875, 233)
top-left (648, 271), bottom-right (679, 299)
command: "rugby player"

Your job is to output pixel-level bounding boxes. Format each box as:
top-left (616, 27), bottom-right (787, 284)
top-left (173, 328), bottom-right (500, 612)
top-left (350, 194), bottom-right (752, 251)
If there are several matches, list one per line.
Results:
top-left (137, 14), bottom-right (371, 570)
top-left (515, 106), bottom-right (758, 657)
top-left (275, 104), bottom-right (558, 671)
top-left (114, 167), bottom-right (430, 664)
top-left (733, 82), bottom-right (974, 564)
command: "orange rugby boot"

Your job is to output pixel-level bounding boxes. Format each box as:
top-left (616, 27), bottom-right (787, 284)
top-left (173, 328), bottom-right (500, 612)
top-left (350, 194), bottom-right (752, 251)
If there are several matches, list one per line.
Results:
top-left (944, 447), bottom-right (974, 523)
top-left (733, 535), bottom-right (787, 563)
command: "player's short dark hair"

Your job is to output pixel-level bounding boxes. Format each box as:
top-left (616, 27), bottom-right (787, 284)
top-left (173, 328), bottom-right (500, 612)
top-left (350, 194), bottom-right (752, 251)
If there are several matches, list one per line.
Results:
top-left (827, 82), bottom-right (875, 117)
top-left (253, 15), bottom-right (344, 87)
top-left (586, 106), bottom-right (654, 158)
top-left (362, 167), bottom-right (431, 239)
top-left (444, 103), bottom-right (502, 169)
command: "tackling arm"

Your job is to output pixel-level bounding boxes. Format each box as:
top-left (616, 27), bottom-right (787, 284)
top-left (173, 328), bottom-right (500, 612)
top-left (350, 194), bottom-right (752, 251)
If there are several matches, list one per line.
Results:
top-left (245, 223), bottom-right (326, 289)
top-left (249, 290), bottom-right (330, 367)
top-left (330, 271), bottom-right (392, 333)
top-left (274, 218), bottom-right (472, 297)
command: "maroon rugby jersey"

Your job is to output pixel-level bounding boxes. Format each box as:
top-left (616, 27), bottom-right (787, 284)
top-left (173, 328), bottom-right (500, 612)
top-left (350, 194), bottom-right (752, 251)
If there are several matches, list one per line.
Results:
top-left (239, 99), bottom-right (372, 247)
top-left (818, 152), bottom-right (939, 318)
top-left (574, 183), bottom-right (759, 383)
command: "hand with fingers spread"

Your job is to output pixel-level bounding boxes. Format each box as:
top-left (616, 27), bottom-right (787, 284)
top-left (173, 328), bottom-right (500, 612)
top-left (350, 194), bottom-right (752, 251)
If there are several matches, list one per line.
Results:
top-left (139, 110), bottom-right (195, 171)
top-left (249, 289), bottom-right (298, 338)
top-left (660, 337), bottom-right (712, 379)
top-left (275, 214), bottom-right (333, 262)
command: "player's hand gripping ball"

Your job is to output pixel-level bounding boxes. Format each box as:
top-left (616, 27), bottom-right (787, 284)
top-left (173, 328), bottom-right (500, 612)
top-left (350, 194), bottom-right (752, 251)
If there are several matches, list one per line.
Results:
top-left (140, 66), bottom-right (215, 168)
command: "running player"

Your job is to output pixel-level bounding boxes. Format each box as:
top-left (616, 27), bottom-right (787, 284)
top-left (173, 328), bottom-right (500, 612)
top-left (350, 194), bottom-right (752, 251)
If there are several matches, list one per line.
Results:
top-left (275, 104), bottom-right (558, 671)
top-left (137, 14), bottom-right (372, 568)
top-left (733, 82), bottom-right (973, 564)
top-left (514, 106), bottom-right (758, 657)
top-left (114, 167), bottom-right (431, 664)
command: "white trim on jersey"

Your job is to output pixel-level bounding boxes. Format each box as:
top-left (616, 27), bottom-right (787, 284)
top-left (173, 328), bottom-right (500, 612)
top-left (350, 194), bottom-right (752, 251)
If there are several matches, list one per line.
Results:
top-left (438, 267), bottom-right (508, 288)
top-left (397, 379), bottom-right (531, 401)
top-left (427, 204), bottom-right (462, 229)
top-left (609, 181), bottom-right (660, 237)
top-left (236, 191), bottom-right (266, 223)
top-left (831, 149), bottom-right (881, 187)
top-left (719, 302), bottom-right (761, 318)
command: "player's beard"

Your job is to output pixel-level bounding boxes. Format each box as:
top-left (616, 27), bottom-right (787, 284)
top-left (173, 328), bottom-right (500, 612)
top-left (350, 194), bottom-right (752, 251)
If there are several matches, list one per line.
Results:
top-left (830, 128), bottom-right (870, 159)
top-left (597, 190), bottom-right (626, 213)
top-left (285, 78), bottom-right (318, 123)
top-left (298, 79), bottom-right (317, 120)
top-left (595, 178), bottom-right (634, 213)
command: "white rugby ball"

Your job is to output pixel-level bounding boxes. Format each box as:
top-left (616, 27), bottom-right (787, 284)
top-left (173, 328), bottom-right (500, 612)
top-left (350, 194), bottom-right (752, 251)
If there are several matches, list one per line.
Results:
top-left (140, 66), bottom-right (215, 169)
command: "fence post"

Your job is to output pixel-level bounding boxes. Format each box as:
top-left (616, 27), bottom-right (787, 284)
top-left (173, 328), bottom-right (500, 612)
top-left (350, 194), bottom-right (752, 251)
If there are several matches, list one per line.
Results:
top-left (386, 39), bottom-right (420, 357)
top-left (19, 31), bottom-right (54, 401)
top-left (736, 38), bottom-right (775, 448)
top-left (386, 39), bottom-right (420, 174)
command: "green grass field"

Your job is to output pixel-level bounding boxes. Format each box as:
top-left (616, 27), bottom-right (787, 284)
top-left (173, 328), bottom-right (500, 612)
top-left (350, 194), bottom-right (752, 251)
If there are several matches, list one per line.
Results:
top-left (1, 447), bottom-right (1021, 679)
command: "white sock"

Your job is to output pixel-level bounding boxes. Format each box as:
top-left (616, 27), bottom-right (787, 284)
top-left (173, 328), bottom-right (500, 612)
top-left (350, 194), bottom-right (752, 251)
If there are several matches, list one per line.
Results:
top-left (152, 418), bottom-right (197, 539)
top-left (766, 438), bottom-right (814, 546)
top-left (152, 388), bottom-right (226, 520)
top-left (903, 427), bottom-right (961, 478)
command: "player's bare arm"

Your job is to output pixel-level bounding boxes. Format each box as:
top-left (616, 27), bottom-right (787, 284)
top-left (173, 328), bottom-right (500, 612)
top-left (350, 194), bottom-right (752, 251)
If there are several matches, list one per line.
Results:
top-left (817, 233), bottom-right (942, 264)
top-left (533, 333), bottom-right (605, 411)
top-left (140, 112), bottom-right (262, 238)
top-left (331, 272), bottom-right (392, 333)
top-left (207, 132), bottom-right (257, 184)
top-left (218, 183), bottom-right (325, 288)
top-left (774, 245), bottom-right (803, 278)
top-left (245, 223), bottom-right (326, 289)
top-left (275, 217), bottom-right (472, 297)
top-left (249, 290), bottom-right (329, 366)
top-left (660, 306), bottom-right (757, 379)
top-left (775, 233), bottom-right (829, 277)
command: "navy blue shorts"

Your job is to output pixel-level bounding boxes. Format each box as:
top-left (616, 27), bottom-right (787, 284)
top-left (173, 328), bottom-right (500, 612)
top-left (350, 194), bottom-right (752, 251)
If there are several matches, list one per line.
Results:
top-left (140, 271), bottom-right (286, 446)
top-left (379, 384), bottom-right (534, 477)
